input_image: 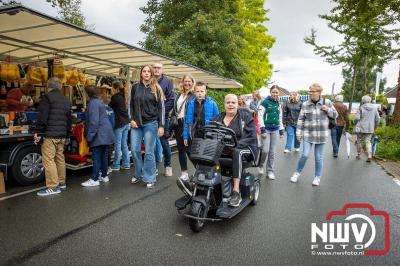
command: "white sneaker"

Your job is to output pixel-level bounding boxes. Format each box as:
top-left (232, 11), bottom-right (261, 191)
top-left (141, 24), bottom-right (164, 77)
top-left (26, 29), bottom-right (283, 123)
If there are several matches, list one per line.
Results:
top-left (179, 171), bottom-right (189, 181)
top-left (295, 148), bottom-right (300, 152)
top-left (164, 166), bottom-right (173, 177)
top-left (131, 176), bottom-right (140, 184)
top-left (284, 149), bottom-right (290, 153)
top-left (146, 183), bottom-right (155, 189)
top-left (99, 176), bottom-right (109, 182)
top-left (312, 177), bottom-right (321, 186)
top-left (81, 179), bottom-right (100, 187)
top-left (290, 172), bottom-right (300, 183)
top-left (258, 167), bottom-right (264, 175)
top-left (267, 172), bottom-right (276, 180)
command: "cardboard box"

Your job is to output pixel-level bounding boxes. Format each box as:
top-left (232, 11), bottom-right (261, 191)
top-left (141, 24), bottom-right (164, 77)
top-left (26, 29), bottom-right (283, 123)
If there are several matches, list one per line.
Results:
top-left (0, 171), bottom-right (5, 194)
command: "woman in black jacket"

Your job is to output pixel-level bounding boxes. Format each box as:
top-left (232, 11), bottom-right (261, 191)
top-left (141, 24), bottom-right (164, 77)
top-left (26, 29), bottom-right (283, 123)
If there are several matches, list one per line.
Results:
top-left (109, 81), bottom-right (130, 171)
top-left (130, 65), bottom-right (165, 189)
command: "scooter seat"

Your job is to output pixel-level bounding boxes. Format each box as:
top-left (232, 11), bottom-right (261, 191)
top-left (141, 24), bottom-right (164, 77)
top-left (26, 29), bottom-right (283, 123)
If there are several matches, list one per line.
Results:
top-left (219, 157), bottom-right (252, 169)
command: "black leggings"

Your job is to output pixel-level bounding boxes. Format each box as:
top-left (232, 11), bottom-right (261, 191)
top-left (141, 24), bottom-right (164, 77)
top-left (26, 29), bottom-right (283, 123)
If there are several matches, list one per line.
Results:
top-left (175, 119), bottom-right (190, 171)
top-left (231, 148), bottom-right (253, 179)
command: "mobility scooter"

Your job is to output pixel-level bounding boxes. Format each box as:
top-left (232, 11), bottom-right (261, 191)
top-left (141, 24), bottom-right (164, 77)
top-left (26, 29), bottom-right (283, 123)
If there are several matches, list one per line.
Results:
top-left (175, 121), bottom-right (263, 232)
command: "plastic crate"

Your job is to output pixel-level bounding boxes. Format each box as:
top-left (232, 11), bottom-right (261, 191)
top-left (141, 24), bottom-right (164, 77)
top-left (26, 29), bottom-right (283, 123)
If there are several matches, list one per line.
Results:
top-left (190, 137), bottom-right (224, 165)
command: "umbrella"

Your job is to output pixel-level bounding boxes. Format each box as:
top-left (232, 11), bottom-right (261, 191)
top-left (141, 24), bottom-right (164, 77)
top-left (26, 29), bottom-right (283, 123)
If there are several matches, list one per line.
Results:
top-left (372, 135), bottom-right (378, 156)
top-left (345, 132), bottom-right (352, 158)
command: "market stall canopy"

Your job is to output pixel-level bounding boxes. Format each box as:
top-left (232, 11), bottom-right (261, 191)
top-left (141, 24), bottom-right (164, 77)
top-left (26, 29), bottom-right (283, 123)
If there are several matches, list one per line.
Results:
top-left (0, 5), bottom-right (242, 89)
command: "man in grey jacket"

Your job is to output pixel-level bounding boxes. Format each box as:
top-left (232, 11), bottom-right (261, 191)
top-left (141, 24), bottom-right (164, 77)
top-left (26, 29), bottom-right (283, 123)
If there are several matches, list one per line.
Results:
top-left (355, 95), bottom-right (380, 162)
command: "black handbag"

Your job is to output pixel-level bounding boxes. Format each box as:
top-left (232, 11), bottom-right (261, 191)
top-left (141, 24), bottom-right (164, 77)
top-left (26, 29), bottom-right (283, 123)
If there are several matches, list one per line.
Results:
top-left (170, 94), bottom-right (189, 130)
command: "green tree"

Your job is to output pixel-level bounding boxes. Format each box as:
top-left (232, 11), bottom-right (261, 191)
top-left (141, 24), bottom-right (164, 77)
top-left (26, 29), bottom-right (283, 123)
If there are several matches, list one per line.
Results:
top-left (297, 89), bottom-right (309, 95)
top-left (140, 0), bottom-right (274, 94)
top-left (140, 0), bottom-right (246, 80)
top-left (341, 66), bottom-right (387, 103)
top-left (237, 0), bottom-right (275, 92)
top-left (55, 0), bottom-right (91, 29)
top-left (305, 0), bottom-right (400, 111)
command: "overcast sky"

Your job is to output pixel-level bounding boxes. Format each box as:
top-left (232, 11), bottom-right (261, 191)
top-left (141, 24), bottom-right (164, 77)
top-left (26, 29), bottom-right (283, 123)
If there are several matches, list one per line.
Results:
top-left (18, 0), bottom-right (400, 93)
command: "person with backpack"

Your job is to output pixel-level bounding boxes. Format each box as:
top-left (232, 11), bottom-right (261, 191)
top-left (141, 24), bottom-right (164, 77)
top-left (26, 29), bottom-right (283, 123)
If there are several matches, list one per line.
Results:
top-left (109, 81), bottom-right (131, 171)
top-left (354, 95), bottom-right (380, 162)
top-left (283, 91), bottom-right (302, 153)
top-left (81, 86), bottom-right (115, 187)
top-left (289, 83), bottom-right (337, 186)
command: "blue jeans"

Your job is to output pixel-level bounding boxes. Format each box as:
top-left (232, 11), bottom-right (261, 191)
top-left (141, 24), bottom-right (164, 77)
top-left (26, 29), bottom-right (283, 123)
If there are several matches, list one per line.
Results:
top-left (112, 124), bottom-right (130, 168)
top-left (285, 125), bottom-right (300, 151)
top-left (91, 145), bottom-right (109, 181)
top-left (155, 137), bottom-right (163, 162)
top-left (131, 120), bottom-right (158, 183)
top-left (330, 126), bottom-right (344, 155)
top-left (296, 141), bottom-right (325, 177)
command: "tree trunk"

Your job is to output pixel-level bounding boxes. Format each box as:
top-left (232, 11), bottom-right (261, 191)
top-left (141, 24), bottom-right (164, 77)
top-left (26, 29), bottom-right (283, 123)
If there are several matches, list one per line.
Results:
top-left (392, 65), bottom-right (400, 126)
top-left (349, 65), bottom-right (358, 113)
top-left (362, 56), bottom-right (369, 95)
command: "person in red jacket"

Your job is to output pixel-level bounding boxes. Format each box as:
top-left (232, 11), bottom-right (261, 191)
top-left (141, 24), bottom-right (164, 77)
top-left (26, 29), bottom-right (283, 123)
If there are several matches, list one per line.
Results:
top-left (6, 83), bottom-right (33, 111)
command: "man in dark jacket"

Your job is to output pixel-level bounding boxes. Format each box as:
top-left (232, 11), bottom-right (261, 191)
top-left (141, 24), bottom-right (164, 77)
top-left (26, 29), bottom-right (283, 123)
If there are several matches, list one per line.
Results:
top-left (109, 81), bottom-right (130, 170)
top-left (153, 62), bottom-right (175, 177)
top-left (213, 94), bottom-right (257, 207)
top-left (34, 77), bottom-right (72, 196)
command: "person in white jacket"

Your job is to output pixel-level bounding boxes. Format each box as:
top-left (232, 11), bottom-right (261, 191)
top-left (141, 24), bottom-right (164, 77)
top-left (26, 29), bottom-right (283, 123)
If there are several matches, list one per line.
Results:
top-left (355, 95), bottom-right (380, 162)
top-left (257, 85), bottom-right (284, 179)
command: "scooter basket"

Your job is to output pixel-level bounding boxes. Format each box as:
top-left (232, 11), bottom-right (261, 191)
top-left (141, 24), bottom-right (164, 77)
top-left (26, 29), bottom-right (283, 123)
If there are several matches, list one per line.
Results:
top-left (190, 137), bottom-right (224, 164)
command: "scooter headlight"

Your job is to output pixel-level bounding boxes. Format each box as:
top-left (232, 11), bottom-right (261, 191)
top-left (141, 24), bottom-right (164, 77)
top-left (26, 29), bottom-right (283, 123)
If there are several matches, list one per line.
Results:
top-left (198, 173), bottom-right (206, 181)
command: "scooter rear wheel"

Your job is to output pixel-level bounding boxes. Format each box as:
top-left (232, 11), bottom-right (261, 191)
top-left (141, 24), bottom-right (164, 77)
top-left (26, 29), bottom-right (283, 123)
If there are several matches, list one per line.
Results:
top-left (189, 202), bottom-right (208, 232)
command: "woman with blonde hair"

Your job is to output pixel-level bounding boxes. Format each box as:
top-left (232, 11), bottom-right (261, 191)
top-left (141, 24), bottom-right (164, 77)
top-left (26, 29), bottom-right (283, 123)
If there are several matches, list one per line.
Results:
top-left (130, 65), bottom-right (165, 188)
top-left (290, 83), bottom-right (337, 186)
top-left (283, 91), bottom-right (302, 153)
top-left (173, 74), bottom-right (196, 188)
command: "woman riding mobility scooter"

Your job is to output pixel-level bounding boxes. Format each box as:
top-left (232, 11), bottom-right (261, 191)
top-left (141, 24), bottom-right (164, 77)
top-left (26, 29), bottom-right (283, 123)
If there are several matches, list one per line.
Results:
top-left (175, 94), bottom-right (264, 232)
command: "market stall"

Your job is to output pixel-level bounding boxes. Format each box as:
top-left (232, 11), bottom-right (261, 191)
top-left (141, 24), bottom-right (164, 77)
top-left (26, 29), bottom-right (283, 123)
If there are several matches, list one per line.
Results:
top-left (0, 5), bottom-right (242, 185)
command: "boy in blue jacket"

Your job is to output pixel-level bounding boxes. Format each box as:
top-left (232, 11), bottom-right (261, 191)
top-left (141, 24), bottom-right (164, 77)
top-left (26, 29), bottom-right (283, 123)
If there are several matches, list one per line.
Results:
top-left (183, 82), bottom-right (219, 147)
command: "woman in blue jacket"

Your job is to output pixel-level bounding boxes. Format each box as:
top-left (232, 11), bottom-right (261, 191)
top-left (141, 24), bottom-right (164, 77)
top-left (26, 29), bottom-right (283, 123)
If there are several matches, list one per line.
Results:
top-left (82, 86), bottom-right (115, 187)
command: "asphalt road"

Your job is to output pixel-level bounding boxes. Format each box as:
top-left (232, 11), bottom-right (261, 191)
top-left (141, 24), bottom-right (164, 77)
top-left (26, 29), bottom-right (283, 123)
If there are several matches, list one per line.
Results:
top-left (0, 138), bottom-right (399, 266)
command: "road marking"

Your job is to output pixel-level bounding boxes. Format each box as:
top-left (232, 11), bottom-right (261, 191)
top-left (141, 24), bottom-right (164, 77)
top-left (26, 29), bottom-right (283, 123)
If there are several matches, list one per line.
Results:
top-left (0, 186), bottom-right (46, 201)
top-left (393, 179), bottom-right (400, 187)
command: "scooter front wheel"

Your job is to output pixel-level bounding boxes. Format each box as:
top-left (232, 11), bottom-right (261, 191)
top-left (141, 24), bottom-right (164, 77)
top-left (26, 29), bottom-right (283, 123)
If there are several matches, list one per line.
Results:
top-left (189, 201), bottom-right (208, 232)
top-left (251, 180), bottom-right (260, 205)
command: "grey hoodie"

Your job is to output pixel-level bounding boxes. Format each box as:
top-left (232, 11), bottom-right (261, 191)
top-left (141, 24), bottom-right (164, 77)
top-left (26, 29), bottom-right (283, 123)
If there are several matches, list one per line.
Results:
top-left (355, 103), bottom-right (380, 134)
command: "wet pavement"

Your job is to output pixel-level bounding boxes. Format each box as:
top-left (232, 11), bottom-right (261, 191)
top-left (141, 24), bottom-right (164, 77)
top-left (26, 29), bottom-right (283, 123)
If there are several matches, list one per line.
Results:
top-left (0, 139), bottom-right (399, 266)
